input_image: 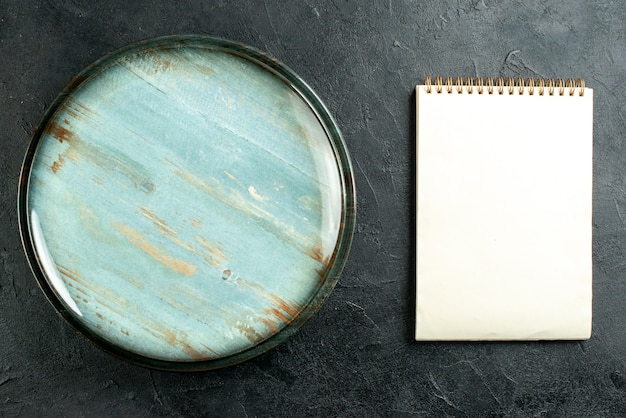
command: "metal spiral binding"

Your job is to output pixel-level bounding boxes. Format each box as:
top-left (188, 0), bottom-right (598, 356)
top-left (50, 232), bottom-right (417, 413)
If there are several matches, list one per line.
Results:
top-left (424, 76), bottom-right (585, 96)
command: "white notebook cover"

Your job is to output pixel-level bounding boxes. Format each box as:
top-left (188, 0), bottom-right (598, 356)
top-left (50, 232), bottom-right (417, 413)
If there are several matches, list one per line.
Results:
top-left (415, 82), bottom-right (593, 341)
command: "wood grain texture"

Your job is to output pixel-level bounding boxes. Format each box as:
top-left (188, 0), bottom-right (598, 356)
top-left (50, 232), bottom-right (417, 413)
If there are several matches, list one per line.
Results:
top-left (25, 40), bottom-right (349, 363)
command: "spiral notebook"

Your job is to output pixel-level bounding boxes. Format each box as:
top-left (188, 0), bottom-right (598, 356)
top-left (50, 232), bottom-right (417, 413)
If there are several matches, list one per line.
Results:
top-left (415, 77), bottom-right (593, 341)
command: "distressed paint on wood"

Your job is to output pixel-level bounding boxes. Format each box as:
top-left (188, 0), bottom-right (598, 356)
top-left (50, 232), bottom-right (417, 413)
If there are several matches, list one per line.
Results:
top-left (24, 39), bottom-right (352, 364)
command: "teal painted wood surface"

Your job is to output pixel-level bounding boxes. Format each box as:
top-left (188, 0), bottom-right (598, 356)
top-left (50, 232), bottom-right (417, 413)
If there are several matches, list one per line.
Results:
top-left (21, 37), bottom-right (355, 368)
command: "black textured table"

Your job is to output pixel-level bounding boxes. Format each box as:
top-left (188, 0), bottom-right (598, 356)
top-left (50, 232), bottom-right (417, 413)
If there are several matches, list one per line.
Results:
top-left (1, 1), bottom-right (625, 416)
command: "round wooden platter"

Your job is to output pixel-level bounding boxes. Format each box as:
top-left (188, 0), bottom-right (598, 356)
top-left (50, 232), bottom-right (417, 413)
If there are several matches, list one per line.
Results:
top-left (18, 36), bottom-right (355, 371)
